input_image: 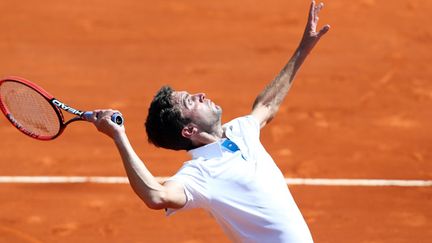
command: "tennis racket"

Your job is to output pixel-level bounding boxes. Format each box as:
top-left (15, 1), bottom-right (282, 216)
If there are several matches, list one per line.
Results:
top-left (0, 76), bottom-right (123, 140)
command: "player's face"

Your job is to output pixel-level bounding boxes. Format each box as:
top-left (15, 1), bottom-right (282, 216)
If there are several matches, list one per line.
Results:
top-left (172, 91), bottom-right (222, 131)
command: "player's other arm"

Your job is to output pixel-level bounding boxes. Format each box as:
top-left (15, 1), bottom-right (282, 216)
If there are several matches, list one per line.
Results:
top-left (87, 110), bottom-right (186, 210)
top-left (251, 1), bottom-right (330, 128)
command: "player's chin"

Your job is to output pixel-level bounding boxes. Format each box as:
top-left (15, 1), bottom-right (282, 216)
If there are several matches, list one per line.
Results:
top-left (214, 105), bottom-right (222, 114)
top-left (215, 107), bottom-right (223, 121)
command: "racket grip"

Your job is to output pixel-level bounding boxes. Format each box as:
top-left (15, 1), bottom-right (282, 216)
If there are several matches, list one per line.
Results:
top-left (82, 112), bottom-right (93, 121)
top-left (82, 111), bottom-right (124, 126)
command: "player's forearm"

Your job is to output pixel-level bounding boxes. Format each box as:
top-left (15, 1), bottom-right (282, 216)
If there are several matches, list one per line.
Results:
top-left (253, 46), bottom-right (308, 113)
top-left (252, 1), bottom-right (329, 126)
top-left (113, 132), bottom-right (167, 209)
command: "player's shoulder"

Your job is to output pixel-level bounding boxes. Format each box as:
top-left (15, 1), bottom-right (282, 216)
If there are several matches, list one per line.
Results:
top-left (223, 115), bottom-right (260, 137)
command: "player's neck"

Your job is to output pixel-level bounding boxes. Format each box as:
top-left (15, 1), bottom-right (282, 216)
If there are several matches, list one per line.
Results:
top-left (192, 124), bottom-right (224, 147)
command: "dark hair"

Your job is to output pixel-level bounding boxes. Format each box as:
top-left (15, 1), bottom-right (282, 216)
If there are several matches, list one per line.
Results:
top-left (145, 86), bottom-right (194, 151)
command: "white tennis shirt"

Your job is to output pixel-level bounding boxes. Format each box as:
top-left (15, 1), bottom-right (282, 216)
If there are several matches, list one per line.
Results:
top-left (167, 116), bottom-right (313, 243)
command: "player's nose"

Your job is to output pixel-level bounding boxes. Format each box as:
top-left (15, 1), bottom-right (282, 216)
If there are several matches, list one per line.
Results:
top-left (194, 93), bottom-right (206, 102)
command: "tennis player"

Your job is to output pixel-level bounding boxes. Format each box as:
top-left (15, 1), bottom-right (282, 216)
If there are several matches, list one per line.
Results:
top-left (88, 1), bottom-right (329, 242)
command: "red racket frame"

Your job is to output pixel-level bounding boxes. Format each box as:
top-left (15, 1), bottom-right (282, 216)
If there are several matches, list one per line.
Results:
top-left (0, 76), bottom-right (75, 140)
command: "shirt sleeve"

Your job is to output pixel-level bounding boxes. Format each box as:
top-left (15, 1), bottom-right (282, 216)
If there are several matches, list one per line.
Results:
top-left (165, 161), bottom-right (208, 216)
top-left (241, 115), bottom-right (261, 138)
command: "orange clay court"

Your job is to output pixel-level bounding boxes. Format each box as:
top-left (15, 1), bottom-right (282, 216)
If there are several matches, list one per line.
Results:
top-left (0, 0), bottom-right (431, 242)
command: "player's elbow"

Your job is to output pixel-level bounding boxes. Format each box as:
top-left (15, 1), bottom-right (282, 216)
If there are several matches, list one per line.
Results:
top-left (144, 200), bottom-right (166, 210)
top-left (129, 186), bottom-right (168, 210)
top-left (144, 190), bottom-right (185, 211)
top-left (146, 190), bottom-right (177, 210)
top-left (129, 180), bottom-right (185, 210)
top-left (139, 194), bottom-right (167, 210)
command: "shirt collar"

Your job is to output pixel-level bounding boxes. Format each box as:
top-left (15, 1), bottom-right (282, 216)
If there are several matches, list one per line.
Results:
top-left (188, 140), bottom-right (224, 160)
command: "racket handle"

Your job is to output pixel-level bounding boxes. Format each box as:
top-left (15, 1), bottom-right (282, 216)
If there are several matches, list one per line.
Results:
top-left (82, 112), bottom-right (124, 126)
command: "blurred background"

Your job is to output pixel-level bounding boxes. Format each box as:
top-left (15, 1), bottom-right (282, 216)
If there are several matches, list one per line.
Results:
top-left (0, 0), bottom-right (430, 242)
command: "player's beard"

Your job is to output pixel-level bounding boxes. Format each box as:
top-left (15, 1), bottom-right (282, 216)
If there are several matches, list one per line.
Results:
top-left (197, 107), bottom-right (222, 135)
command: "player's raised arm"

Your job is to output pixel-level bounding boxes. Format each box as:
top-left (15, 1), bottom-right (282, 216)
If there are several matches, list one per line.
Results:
top-left (86, 110), bottom-right (186, 210)
top-left (251, 0), bottom-right (330, 128)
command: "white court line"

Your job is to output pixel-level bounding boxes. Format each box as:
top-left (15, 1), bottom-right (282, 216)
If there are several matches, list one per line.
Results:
top-left (284, 178), bottom-right (432, 187)
top-left (0, 176), bottom-right (431, 187)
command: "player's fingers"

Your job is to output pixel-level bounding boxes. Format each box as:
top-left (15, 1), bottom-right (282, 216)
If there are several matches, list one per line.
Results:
top-left (316, 2), bottom-right (324, 13)
top-left (82, 110), bottom-right (101, 122)
top-left (307, 0), bottom-right (316, 24)
top-left (95, 109), bottom-right (123, 126)
top-left (99, 109), bottom-right (118, 119)
top-left (318, 24), bottom-right (330, 37)
top-left (313, 2), bottom-right (323, 24)
top-left (84, 110), bottom-right (109, 124)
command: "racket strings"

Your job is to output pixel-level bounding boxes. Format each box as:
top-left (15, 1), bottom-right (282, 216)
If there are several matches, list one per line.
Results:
top-left (0, 82), bottom-right (60, 137)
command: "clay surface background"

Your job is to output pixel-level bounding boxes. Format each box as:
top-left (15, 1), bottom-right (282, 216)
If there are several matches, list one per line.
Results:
top-left (0, 0), bottom-right (431, 242)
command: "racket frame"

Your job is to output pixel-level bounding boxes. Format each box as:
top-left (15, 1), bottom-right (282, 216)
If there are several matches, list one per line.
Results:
top-left (0, 76), bottom-right (86, 140)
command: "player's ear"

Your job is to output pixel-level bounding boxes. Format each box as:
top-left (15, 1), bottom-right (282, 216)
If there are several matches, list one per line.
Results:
top-left (181, 124), bottom-right (198, 139)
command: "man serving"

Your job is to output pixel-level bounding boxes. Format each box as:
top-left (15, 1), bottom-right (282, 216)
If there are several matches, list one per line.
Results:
top-left (88, 1), bottom-right (330, 242)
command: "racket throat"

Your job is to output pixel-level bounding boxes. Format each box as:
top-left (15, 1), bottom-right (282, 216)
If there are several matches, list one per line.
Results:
top-left (51, 99), bottom-right (84, 116)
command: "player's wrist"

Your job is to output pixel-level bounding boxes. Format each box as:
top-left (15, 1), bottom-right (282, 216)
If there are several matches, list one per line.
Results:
top-left (112, 129), bottom-right (127, 143)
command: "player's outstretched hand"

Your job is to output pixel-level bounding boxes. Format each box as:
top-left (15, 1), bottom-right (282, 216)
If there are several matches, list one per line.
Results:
top-left (85, 109), bottom-right (125, 139)
top-left (300, 1), bottom-right (330, 53)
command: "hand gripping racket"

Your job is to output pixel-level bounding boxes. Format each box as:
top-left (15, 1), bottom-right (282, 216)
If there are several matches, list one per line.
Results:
top-left (0, 76), bottom-right (123, 140)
